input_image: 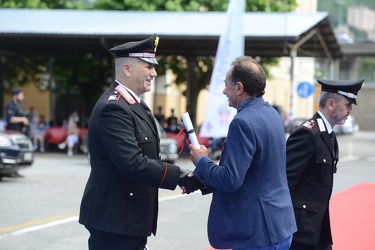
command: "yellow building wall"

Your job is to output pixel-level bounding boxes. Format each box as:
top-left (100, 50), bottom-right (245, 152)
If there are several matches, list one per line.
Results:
top-left (2, 85), bottom-right (50, 120)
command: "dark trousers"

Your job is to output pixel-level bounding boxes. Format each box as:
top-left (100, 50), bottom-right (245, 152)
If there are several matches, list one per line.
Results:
top-left (289, 241), bottom-right (332, 250)
top-left (86, 226), bottom-right (147, 250)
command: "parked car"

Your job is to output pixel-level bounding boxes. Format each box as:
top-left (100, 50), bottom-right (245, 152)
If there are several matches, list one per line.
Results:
top-left (334, 115), bottom-right (359, 135)
top-left (0, 130), bottom-right (34, 179)
top-left (155, 119), bottom-right (179, 164)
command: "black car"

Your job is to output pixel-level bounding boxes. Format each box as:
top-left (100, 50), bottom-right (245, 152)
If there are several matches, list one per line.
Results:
top-left (0, 130), bottom-right (34, 179)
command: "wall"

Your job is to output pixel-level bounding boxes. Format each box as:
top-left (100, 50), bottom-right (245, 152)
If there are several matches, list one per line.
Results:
top-left (2, 85), bottom-right (50, 121)
top-left (352, 86), bottom-right (375, 131)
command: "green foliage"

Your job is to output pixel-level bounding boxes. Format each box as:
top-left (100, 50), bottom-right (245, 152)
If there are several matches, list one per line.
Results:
top-left (0, 0), bottom-right (296, 121)
top-left (318, 1), bottom-right (350, 27)
top-left (317, 0), bottom-right (375, 29)
top-left (92, 0), bottom-right (296, 12)
top-left (0, 0), bottom-right (85, 9)
top-left (1, 55), bottom-right (45, 88)
top-left (349, 26), bottom-right (369, 41)
top-left (349, 0), bottom-right (375, 10)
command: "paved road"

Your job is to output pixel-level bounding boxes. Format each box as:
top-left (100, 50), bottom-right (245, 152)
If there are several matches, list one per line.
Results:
top-left (0, 131), bottom-right (374, 250)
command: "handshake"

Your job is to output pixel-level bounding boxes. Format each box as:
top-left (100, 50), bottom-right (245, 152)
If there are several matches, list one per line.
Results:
top-left (178, 174), bottom-right (205, 194)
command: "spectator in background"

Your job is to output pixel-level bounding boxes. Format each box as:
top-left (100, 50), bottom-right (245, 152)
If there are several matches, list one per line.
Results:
top-left (84, 116), bottom-right (90, 128)
top-left (208, 137), bottom-right (225, 160)
top-left (166, 108), bottom-right (177, 128)
top-left (283, 113), bottom-right (292, 135)
top-left (0, 119), bottom-right (5, 131)
top-left (26, 106), bottom-right (38, 126)
top-left (5, 88), bottom-right (30, 177)
top-left (0, 111), bottom-right (6, 131)
top-left (48, 115), bottom-right (58, 127)
top-left (61, 118), bottom-right (68, 129)
top-left (154, 106), bottom-right (165, 127)
top-left (58, 111), bottom-right (80, 157)
top-left (5, 88), bottom-right (29, 135)
top-left (165, 115), bottom-right (179, 134)
top-left (32, 115), bottom-right (47, 153)
top-left (27, 106), bottom-right (42, 151)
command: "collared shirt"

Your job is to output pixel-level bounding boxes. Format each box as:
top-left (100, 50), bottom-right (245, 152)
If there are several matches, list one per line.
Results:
top-left (115, 80), bottom-right (141, 103)
top-left (318, 110), bottom-right (334, 134)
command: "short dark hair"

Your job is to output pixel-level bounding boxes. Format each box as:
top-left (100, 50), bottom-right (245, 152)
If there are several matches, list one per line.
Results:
top-left (229, 56), bottom-right (266, 97)
top-left (11, 88), bottom-right (23, 96)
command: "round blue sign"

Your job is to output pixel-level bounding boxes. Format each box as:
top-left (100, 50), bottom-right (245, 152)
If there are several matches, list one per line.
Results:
top-left (297, 81), bottom-right (313, 98)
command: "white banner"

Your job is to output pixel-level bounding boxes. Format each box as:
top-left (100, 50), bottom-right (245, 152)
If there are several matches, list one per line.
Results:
top-left (199, 0), bottom-right (245, 138)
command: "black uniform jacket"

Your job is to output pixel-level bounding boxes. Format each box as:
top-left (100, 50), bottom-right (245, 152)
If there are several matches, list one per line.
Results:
top-left (5, 100), bottom-right (26, 132)
top-left (79, 82), bottom-right (182, 237)
top-left (286, 112), bottom-right (338, 245)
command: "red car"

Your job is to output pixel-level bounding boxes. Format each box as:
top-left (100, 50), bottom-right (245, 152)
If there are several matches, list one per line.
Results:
top-left (44, 127), bottom-right (88, 152)
top-left (165, 131), bottom-right (210, 152)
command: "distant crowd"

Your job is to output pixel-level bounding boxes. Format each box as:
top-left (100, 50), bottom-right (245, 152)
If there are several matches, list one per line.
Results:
top-left (1, 88), bottom-right (89, 157)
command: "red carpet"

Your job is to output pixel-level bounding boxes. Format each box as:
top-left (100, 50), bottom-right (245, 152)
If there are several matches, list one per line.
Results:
top-left (330, 182), bottom-right (375, 250)
top-left (207, 182), bottom-right (375, 250)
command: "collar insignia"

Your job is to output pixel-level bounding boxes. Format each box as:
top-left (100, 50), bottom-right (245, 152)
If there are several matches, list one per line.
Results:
top-left (115, 85), bottom-right (136, 104)
top-left (317, 118), bottom-right (326, 132)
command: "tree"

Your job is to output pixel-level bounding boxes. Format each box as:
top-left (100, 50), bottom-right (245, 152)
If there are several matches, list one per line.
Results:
top-left (92, 0), bottom-right (296, 125)
top-left (0, 0), bottom-right (86, 9)
top-left (318, 0), bottom-right (375, 29)
top-left (0, 0), bottom-right (112, 121)
top-left (0, 0), bottom-right (297, 125)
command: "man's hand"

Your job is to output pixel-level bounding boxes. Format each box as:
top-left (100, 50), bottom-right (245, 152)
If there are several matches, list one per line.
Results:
top-left (178, 174), bottom-right (205, 194)
top-left (189, 144), bottom-right (208, 165)
top-left (22, 117), bottom-right (29, 125)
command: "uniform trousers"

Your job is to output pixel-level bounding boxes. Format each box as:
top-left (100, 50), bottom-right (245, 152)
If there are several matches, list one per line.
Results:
top-left (289, 241), bottom-right (332, 250)
top-left (86, 226), bottom-right (147, 250)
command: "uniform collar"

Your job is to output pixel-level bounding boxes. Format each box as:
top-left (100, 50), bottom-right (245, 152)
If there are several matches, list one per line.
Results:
top-left (317, 110), bottom-right (334, 134)
top-left (115, 80), bottom-right (141, 103)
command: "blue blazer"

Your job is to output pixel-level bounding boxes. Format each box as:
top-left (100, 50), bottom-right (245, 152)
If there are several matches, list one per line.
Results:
top-left (194, 97), bottom-right (296, 249)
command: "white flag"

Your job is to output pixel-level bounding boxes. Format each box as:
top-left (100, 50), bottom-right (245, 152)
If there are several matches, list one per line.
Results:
top-left (199, 0), bottom-right (245, 138)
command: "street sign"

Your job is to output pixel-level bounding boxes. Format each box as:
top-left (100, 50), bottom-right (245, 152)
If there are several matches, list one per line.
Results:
top-left (297, 81), bottom-right (313, 98)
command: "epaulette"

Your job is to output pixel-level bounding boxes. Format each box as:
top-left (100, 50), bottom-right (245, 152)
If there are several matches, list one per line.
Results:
top-left (109, 84), bottom-right (136, 105)
top-left (302, 119), bottom-right (315, 129)
top-left (107, 91), bottom-right (120, 103)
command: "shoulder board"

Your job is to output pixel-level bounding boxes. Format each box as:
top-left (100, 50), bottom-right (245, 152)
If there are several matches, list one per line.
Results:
top-left (302, 119), bottom-right (315, 129)
top-left (316, 118), bottom-right (326, 132)
top-left (107, 91), bottom-right (120, 102)
top-left (114, 85), bottom-right (136, 105)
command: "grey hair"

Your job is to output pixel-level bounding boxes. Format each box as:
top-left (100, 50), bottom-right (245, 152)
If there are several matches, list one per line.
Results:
top-left (319, 91), bottom-right (343, 108)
